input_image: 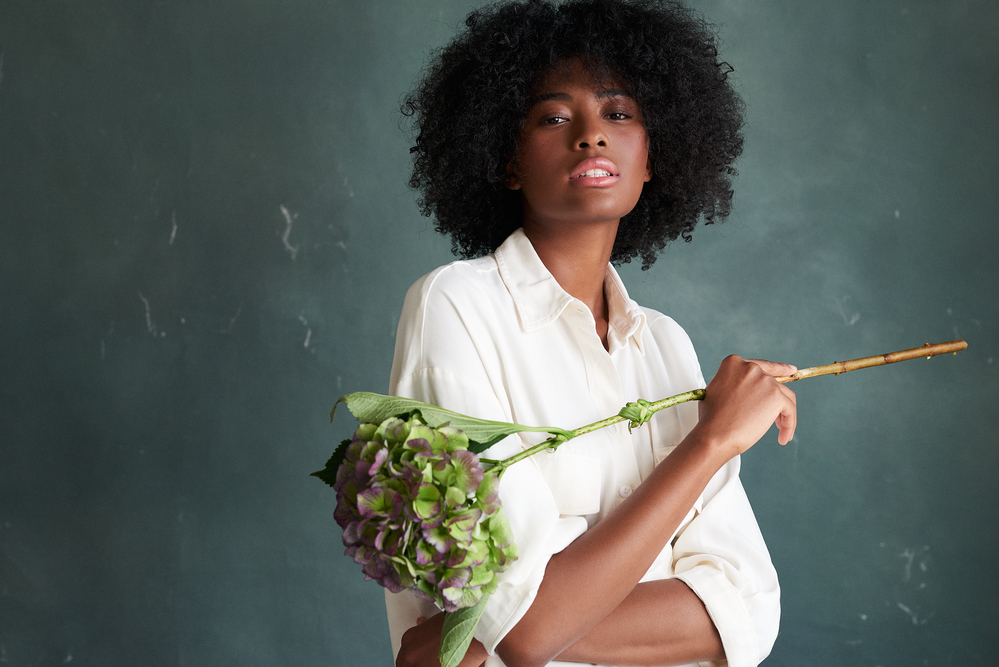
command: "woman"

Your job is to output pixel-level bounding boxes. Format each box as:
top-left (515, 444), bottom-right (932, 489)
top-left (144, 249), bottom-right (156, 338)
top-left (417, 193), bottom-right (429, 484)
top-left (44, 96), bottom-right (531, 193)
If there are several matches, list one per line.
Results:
top-left (387, 2), bottom-right (796, 665)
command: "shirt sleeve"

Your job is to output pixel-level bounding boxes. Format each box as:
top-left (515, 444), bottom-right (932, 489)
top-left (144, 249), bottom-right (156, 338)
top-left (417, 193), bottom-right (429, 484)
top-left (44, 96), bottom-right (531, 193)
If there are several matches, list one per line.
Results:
top-left (670, 455), bottom-right (781, 667)
top-left (642, 312), bottom-right (779, 667)
top-left (383, 269), bottom-right (588, 659)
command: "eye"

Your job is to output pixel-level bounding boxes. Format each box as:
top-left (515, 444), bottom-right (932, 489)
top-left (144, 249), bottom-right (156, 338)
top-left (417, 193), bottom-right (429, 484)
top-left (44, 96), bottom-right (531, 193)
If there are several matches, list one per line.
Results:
top-left (541, 115), bottom-right (568, 125)
top-left (607, 111), bottom-right (632, 121)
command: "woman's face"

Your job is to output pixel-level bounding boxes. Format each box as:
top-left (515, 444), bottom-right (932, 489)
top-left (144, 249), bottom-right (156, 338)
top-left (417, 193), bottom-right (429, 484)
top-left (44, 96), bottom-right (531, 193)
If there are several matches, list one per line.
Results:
top-left (507, 60), bottom-right (652, 234)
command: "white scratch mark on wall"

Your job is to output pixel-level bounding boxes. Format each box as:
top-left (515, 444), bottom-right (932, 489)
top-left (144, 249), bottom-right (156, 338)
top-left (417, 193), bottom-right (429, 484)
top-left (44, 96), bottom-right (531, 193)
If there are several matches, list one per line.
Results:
top-left (337, 375), bottom-right (342, 389)
top-left (899, 545), bottom-right (929, 582)
top-left (337, 241), bottom-right (347, 250)
top-left (835, 296), bottom-right (860, 326)
top-left (139, 292), bottom-right (157, 335)
top-left (899, 548), bottom-right (916, 581)
top-left (894, 209), bottom-right (900, 219)
top-left (280, 205), bottom-right (299, 260)
top-left (299, 314), bottom-right (312, 348)
top-left (896, 602), bottom-right (930, 626)
top-left (219, 302), bottom-right (244, 334)
top-left (63, 653), bottom-right (73, 664)
top-left (169, 210), bottom-right (178, 244)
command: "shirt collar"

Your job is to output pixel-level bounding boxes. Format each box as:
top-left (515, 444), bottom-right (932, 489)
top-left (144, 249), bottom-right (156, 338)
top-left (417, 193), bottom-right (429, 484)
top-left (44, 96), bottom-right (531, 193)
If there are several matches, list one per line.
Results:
top-left (494, 228), bottom-right (647, 354)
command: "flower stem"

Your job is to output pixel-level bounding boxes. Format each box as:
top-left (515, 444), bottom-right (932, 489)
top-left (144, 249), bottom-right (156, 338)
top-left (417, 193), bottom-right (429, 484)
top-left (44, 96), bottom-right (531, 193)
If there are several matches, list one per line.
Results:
top-left (489, 389), bottom-right (707, 472)
top-left (483, 340), bottom-right (966, 474)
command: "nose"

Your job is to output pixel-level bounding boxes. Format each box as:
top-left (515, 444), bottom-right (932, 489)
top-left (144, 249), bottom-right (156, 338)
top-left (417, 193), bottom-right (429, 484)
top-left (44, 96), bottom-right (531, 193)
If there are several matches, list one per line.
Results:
top-left (574, 116), bottom-right (607, 149)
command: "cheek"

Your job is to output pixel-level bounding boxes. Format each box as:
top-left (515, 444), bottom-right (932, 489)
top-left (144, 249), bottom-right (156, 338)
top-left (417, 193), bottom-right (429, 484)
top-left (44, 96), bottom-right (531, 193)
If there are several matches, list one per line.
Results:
top-left (517, 138), bottom-right (557, 178)
top-left (631, 142), bottom-right (652, 182)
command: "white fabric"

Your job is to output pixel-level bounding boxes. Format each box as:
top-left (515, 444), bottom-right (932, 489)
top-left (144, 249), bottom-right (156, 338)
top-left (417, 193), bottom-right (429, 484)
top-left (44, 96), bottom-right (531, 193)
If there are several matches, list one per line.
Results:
top-left (385, 228), bottom-right (780, 667)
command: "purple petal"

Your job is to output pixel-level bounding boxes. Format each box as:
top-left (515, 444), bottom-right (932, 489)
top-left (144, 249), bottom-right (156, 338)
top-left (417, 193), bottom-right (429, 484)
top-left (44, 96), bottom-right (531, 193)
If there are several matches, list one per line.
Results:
top-left (450, 450), bottom-right (484, 494)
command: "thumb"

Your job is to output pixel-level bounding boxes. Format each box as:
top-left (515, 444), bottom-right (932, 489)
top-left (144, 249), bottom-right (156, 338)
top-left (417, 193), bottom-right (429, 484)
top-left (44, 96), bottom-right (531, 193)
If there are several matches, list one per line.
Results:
top-left (745, 359), bottom-right (797, 377)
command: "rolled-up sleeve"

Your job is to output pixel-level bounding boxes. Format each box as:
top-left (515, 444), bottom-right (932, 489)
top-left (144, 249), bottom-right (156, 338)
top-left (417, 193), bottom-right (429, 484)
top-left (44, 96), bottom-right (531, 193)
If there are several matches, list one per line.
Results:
top-left (671, 455), bottom-right (780, 667)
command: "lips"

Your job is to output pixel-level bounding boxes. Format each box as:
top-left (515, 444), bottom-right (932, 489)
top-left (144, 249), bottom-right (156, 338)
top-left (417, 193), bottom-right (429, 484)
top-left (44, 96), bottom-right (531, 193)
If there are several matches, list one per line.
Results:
top-left (570, 157), bottom-right (620, 180)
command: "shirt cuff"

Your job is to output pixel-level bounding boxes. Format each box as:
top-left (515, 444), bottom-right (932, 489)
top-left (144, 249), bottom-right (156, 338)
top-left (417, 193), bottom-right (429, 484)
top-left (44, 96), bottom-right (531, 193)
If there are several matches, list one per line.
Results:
top-left (675, 564), bottom-right (760, 667)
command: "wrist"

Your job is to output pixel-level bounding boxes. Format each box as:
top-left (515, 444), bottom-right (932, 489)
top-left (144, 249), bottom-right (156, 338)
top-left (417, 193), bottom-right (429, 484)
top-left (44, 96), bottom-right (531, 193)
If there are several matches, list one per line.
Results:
top-left (680, 421), bottom-right (739, 469)
top-left (462, 639), bottom-right (488, 667)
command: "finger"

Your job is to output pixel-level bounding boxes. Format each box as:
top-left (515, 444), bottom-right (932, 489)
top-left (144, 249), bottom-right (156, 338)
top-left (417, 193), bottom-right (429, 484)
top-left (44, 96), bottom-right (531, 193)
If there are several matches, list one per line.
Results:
top-left (775, 385), bottom-right (797, 445)
top-left (745, 359), bottom-right (797, 377)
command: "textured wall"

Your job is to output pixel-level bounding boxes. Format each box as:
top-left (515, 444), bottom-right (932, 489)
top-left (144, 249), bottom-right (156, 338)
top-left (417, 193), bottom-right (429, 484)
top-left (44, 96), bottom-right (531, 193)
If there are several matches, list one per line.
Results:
top-left (1, 1), bottom-right (996, 664)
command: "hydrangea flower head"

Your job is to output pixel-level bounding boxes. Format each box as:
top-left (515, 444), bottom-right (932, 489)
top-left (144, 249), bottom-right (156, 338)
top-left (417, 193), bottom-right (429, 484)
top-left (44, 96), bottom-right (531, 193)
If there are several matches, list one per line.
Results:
top-left (332, 415), bottom-right (517, 611)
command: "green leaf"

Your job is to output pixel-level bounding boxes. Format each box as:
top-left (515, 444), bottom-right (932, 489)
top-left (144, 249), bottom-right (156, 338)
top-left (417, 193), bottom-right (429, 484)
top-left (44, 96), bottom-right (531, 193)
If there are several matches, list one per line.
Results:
top-left (310, 439), bottom-right (352, 486)
top-left (439, 591), bottom-right (491, 667)
top-left (331, 392), bottom-right (572, 454)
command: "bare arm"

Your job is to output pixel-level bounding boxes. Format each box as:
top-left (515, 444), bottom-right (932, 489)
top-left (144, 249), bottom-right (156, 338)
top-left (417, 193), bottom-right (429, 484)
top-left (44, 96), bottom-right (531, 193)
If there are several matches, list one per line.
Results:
top-left (556, 578), bottom-right (722, 666)
top-left (399, 578), bottom-right (717, 667)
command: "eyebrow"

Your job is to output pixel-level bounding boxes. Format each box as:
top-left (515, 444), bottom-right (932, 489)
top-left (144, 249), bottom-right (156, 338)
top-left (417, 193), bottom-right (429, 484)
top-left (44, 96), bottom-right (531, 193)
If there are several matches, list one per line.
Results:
top-left (531, 88), bottom-right (634, 104)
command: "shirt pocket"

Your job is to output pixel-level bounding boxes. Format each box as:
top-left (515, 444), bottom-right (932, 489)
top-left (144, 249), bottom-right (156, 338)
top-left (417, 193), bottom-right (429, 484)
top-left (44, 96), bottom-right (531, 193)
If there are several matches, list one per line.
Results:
top-left (534, 451), bottom-right (602, 517)
top-left (649, 406), bottom-right (685, 467)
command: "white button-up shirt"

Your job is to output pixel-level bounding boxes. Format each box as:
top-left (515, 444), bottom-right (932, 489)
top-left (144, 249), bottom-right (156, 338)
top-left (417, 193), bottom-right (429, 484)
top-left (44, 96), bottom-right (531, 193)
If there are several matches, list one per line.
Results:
top-left (385, 229), bottom-right (779, 667)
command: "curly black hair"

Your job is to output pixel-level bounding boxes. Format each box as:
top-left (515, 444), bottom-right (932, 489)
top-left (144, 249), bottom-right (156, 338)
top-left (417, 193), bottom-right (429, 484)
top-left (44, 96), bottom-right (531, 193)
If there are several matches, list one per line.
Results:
top-left (403, 0), bottom-right (745, 269)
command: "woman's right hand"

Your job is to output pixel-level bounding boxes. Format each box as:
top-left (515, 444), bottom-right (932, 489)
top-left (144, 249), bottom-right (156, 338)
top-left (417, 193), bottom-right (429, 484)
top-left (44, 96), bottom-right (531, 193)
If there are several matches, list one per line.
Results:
top-left (693, 355), bottom-right (798, 461)
top-left (397, 614), bottom-right (487, 667)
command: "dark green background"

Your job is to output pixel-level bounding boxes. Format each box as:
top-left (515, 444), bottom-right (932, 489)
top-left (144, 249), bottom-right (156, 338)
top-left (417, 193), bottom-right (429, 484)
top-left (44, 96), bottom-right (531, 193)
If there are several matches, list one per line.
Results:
top-left (1, 1), bottom-right (996, 665)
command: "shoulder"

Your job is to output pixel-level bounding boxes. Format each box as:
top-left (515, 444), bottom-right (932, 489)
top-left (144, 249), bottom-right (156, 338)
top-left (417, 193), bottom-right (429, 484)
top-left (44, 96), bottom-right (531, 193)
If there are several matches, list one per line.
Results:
top-left (401, 255), bottom-right (503, 316)
top-left (637, 305), bottom-right (704, 387)
top-left (641, 306), bottom-right (690, 339)
top-left (393, 254), bottom-right (514, 385)
top-left (640, 306), bottom-right (696, 355)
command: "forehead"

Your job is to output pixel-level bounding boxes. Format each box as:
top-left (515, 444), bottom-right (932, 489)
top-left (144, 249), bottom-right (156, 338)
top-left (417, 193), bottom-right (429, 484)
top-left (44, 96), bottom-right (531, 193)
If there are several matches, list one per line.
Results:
top-left (529, 59), bottom-right (633, 100)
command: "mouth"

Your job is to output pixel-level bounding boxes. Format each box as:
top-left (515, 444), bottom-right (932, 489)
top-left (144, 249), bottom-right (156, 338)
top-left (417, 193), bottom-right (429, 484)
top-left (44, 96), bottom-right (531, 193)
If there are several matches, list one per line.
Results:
top-left (574, 168), bottom-right (613, 178)
top-left (570, 157), bottom-right (620, 182)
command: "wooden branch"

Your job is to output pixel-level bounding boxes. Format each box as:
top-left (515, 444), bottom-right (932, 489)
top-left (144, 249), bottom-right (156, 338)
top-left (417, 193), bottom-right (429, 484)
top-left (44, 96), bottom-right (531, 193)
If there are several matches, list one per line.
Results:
top-left (774, 340), bottom-right (968, 384)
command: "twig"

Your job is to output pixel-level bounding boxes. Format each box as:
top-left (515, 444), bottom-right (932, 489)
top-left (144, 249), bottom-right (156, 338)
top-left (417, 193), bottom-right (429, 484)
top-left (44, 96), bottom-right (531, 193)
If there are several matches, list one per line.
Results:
top-left (774, 340), bottom-right (967, 384)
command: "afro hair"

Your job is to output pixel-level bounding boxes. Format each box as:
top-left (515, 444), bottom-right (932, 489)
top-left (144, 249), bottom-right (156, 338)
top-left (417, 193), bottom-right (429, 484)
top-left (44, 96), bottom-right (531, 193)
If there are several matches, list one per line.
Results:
top-left (403, 0), bottom-right (745, 269)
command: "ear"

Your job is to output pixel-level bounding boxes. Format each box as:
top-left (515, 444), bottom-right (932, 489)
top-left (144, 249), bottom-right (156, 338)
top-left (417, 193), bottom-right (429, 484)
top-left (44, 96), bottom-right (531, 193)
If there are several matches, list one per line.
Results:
top-left (504, 160), bottom-right (522, 190)
top-left (644, 155), bottom-right (653, 183)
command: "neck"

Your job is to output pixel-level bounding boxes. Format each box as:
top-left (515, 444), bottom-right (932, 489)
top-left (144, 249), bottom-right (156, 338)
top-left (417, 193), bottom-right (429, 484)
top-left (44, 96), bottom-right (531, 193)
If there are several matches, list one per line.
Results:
top-left (523, 221), bottom-right (618, 347)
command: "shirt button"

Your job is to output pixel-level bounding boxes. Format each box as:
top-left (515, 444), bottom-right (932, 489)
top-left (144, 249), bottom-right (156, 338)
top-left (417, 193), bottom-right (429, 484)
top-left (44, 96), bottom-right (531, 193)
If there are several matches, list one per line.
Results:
top-left (619, 484), bottom-right (633, 498)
